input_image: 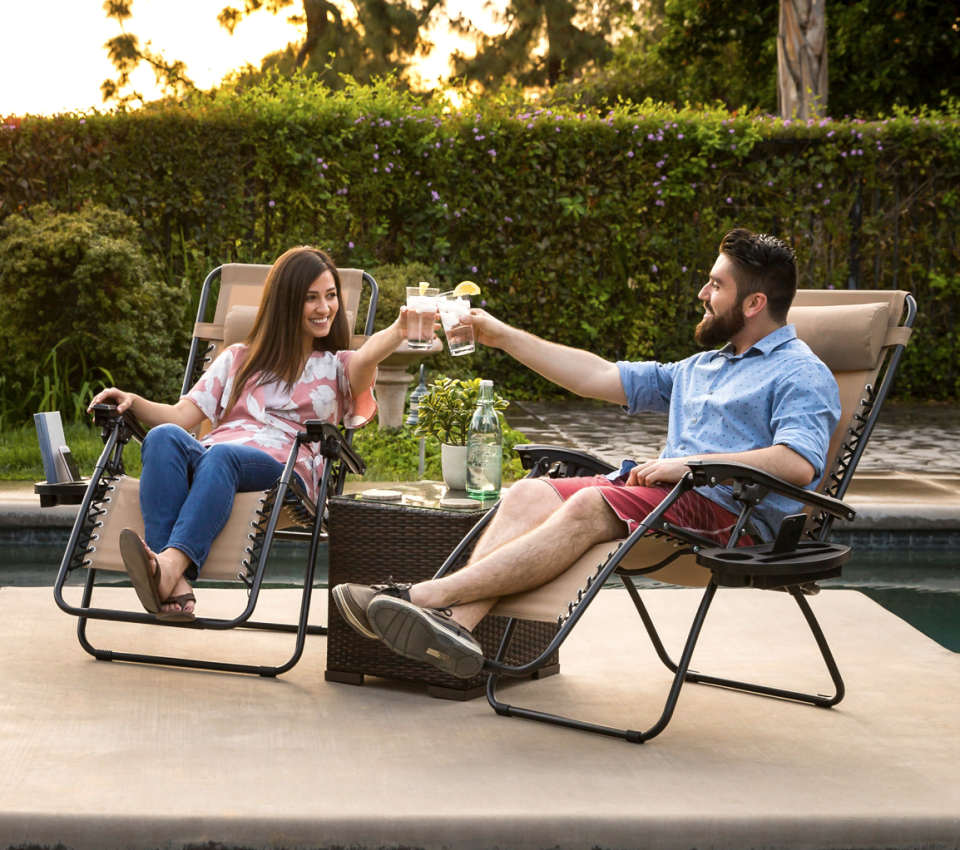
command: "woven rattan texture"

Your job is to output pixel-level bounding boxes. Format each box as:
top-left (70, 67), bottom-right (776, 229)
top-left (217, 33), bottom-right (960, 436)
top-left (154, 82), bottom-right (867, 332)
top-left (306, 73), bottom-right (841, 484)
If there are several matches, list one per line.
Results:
top-left (326, 497), bottom-right (559, 691)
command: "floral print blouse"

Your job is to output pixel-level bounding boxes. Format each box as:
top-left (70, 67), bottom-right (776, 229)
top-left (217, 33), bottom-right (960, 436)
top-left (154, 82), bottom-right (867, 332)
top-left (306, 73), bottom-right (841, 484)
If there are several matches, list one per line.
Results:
top-left (184, 344), bottom-right (376, 502)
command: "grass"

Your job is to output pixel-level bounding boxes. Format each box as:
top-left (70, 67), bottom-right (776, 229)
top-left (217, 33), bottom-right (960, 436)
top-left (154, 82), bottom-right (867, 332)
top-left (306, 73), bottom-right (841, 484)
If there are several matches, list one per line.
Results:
top-left (0, 423), bottom-right (143, 481)
top-left (0, 421), bottom-right (528, 483)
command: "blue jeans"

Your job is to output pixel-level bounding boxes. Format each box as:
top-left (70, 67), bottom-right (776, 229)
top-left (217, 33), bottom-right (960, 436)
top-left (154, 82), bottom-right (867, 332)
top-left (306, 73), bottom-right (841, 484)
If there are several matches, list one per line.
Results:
top-left (139, 423), bottom-right (297, 579)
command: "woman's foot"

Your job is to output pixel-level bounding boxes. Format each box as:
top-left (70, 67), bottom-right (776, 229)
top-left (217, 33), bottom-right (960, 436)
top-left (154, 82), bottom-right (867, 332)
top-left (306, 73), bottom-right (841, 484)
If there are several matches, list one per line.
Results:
top-left (140, 540), bottom-right (196, 617)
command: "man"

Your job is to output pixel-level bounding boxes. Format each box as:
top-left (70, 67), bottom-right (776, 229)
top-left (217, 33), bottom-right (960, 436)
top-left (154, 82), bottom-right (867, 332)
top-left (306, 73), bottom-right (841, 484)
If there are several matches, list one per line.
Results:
top-left (333, 228), bottom-right (841, 680)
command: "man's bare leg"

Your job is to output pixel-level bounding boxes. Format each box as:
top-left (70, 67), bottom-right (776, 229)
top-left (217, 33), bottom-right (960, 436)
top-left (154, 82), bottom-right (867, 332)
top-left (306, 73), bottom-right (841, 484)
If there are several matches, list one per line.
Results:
top-left (408, 487), bottom-right (627, 630)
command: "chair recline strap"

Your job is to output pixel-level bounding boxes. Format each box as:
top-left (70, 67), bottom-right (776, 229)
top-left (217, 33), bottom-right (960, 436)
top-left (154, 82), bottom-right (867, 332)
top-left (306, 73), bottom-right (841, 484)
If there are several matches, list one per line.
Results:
top-left (884, 326), bottom-right (912, 347)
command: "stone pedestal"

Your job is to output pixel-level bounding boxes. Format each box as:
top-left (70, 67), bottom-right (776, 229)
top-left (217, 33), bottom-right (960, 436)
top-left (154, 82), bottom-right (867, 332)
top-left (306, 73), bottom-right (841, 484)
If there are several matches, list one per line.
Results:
top-left (376, 338), bottom-right (442, 429)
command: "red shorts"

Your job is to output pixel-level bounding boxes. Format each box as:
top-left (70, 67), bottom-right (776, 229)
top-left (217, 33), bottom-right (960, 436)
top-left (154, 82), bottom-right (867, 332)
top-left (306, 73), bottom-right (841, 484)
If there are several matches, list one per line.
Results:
top-left (544, 475), bottom-right (752, 547)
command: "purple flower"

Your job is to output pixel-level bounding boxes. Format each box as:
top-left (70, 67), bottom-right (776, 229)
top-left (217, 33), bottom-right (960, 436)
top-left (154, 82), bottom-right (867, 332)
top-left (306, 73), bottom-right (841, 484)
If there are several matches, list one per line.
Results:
top-left (388, 162), bottom-right (393, 168)
top-left (527, 123), bottom-right (533, 129)
top-left (655, 200), bottom-right (665, 206)
top-left (816, 182), bottom-right (823, 189)
top-left (504, 216), bottom-right (513, 223)
top-left (731, 144), bottom-right (737, 150)
top-left (841, 152), bottom-right (847, 158)
top-left (824, 199), bottom-right (831, 205)
top-left (373, 153), bottom-right (379, 160)
top-left (677, 133), bottom-right (684, 139)
top-left (682, 266), bottom-right (688, 272)
top-left (827, 131), bottom-right (835, 138)
top-left (488, 149), bottom-right (497, 157)
top-left (652, 265), bottom-right (658, 273)
top-left (729, 129), bottom-right (735, 134)
top-left (627, 151), bottom-right (634, 158)
top-left (767, 181), bottom-right (774, 186)
top-left (471, 266), bottom-right (478, 273)
top-left (435, 142), bottom-right (441, 148)
top-left (374, 144), bottom-right (379, 150)
top-left (431, 191), bottom-right (440, 201)
top-left (481, 300), bottom-right (487, 307)
top-left (828, 285), bottom-right (835, 290)
top-left (414, 171), bottom-right (420, 176)
top-left (726, 197), bottom-right (733, 204)
top-left (373, 167), bottom-right (378, 173)
top-left (269, 200), bottom-right (276, 207)
top-left (648, 133), bottom-right (655, 140)
top-left (348, 241), bottom-right (354, 248)
top-left (556, 127), bottom-right (561, 132)
top-left (79, 119), bottom-right (86, 125)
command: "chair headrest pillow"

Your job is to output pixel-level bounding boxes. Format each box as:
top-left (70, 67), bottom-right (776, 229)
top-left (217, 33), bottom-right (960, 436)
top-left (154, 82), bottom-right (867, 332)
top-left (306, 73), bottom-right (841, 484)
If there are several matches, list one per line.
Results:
top-left (224, 305), bottom-right (259, 348)
top-left (787, 302), bottom-right (890, 372)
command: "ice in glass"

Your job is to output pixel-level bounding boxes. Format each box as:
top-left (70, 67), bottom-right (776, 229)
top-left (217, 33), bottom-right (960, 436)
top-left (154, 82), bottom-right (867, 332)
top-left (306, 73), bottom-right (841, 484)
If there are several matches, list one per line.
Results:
top-left (438, 294), bottom-right (475, 356)
top-left (405, 285), bottom-right (439, 350)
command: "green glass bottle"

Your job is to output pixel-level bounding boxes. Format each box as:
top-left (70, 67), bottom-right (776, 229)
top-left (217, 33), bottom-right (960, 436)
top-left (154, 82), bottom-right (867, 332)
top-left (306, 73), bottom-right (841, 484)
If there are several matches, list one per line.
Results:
top-left (466, 380), bottom-right (502, 500)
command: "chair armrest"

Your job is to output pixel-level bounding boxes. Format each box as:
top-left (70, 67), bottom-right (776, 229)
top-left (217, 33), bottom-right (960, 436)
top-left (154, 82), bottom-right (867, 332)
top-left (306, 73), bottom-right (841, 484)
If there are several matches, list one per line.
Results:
top-left (90, 403), bottom-right (148, 444)
top-left (685, 460), bottom-right (856, 522)
top-left (300, 421), bottom-right (366, 476)
top-left (513, 445), bottom-right (616, 477)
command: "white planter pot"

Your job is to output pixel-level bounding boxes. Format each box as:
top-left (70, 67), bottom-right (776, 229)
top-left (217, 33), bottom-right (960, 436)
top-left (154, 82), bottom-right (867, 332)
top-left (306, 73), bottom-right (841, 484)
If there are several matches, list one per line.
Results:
top-left (440, 443), bottom-right (468, 490)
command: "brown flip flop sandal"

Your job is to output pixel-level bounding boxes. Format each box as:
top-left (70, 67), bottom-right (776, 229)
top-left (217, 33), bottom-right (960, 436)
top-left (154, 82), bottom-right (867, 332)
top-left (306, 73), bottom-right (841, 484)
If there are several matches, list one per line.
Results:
top-left (119, 528), bottom-right (163, 614)
top-left (156, 592), bottom-right (197, 623)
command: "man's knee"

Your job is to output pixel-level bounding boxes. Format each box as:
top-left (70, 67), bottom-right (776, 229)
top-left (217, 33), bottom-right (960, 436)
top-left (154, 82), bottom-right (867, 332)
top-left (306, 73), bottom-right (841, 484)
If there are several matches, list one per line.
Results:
top-left (560, 487), bottom-right (627, 538)
top-left (500, 478), bottom-right (561, 516)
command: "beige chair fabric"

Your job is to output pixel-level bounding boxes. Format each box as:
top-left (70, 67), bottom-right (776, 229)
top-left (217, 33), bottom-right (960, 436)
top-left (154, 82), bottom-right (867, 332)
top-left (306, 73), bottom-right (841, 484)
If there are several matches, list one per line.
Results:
top-left (490, 289), bottom-right (912, 621)
top-left (86, 476), bottom-right (301, 582)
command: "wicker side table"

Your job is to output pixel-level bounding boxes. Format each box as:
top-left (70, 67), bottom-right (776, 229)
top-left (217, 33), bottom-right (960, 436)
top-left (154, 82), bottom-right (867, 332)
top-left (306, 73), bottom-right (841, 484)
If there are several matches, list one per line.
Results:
top-left (325, 485), bottom-right (560, 701)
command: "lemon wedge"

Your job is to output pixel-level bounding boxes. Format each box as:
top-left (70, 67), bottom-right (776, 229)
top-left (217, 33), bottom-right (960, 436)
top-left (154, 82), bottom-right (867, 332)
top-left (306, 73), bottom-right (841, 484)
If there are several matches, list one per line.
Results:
top-left (453, 281), bottom-right (481, 297)
top-left (418, 281), bottom-right (431, 295)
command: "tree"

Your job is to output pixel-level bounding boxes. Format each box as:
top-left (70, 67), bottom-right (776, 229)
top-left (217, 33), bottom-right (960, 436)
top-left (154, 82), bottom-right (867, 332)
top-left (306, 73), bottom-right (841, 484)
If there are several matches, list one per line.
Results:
top-left (218, 0), bottom-right (445, 88)
top-left (449, 0), bottom-right (629, 91)
top-left (777, 0), bottom-right (827, 119)
top-left (101, 0), bottom-right (196, 106)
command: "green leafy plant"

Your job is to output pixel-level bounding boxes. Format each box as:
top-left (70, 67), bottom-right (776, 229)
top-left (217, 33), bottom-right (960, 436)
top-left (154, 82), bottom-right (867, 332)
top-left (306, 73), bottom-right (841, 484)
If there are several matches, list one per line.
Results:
top-left (2, 81), bottom-right (959, 399)
top-left (414, 377), bottom-right (509, 446)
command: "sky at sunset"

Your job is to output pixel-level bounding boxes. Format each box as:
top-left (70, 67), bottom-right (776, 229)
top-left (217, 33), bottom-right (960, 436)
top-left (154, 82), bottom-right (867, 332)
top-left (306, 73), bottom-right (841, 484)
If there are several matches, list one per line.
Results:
top-left (0, 0), bottom-right (497, 117)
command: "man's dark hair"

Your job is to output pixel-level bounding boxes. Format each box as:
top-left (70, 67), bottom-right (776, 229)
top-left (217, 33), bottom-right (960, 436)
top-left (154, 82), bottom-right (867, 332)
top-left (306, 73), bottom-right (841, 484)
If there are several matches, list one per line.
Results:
top-left (718, 228), bottom-right (798, 322)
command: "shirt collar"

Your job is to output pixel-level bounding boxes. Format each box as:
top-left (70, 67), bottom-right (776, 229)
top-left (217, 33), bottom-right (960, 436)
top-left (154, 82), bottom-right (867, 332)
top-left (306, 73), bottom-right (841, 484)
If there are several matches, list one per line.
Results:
top-left (712, 324), bottom-right (797, 361)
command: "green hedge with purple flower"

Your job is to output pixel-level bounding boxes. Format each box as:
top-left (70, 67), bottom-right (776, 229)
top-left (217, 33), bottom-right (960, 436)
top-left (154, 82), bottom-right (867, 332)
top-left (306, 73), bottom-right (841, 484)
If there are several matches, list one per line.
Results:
top-left (2, 77), bottom-right (959, 401)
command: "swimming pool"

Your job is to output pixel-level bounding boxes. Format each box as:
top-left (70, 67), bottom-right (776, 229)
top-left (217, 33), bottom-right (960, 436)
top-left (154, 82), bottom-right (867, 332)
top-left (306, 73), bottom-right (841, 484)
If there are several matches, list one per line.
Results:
top-left (3, 540), bottom-right (958, 651)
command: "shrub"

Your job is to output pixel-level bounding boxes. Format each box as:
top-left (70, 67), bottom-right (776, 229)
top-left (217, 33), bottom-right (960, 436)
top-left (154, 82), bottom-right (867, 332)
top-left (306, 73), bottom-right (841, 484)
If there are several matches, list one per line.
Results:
top-left (2, 82), bottom-right (959, 398)
top-left (0, 203), bottom-right (190, 419)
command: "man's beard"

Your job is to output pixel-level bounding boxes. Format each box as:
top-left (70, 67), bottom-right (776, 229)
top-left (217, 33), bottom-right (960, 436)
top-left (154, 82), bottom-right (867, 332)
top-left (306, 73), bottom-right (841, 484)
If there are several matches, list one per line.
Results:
top-left (695, 301), bottom-right (746, 348)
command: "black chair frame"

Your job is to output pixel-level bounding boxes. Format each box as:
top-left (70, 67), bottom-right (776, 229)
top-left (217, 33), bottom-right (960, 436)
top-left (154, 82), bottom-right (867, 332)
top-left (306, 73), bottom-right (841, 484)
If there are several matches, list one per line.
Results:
top-left (433, 294), bottom-right (916, 743)
top-left (48, 265), bottom-right (378, 677)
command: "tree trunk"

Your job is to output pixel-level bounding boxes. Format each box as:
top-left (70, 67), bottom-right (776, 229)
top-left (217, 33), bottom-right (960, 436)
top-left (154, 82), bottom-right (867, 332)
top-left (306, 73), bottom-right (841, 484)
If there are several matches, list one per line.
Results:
top-left (777, 0), bottom-right (828, 120)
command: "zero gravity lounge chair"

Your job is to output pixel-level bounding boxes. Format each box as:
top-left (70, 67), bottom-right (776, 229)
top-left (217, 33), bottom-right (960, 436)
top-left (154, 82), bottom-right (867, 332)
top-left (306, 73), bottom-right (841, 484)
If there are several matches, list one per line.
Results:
top-left (47, 263), bottom-right (378, 677)
top-left (433, 289), bottom-right (916, 743)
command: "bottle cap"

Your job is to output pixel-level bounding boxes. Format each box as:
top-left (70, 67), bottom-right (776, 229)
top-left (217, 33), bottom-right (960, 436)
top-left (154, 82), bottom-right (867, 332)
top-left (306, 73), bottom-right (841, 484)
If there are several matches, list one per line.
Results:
top-left (479, 380), bottom-right (493, 387)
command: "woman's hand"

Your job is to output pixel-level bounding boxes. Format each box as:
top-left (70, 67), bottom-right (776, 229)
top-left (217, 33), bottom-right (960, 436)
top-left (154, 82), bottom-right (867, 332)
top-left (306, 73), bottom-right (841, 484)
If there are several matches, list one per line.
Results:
top-left (88, 387), bottom-right (137, 414)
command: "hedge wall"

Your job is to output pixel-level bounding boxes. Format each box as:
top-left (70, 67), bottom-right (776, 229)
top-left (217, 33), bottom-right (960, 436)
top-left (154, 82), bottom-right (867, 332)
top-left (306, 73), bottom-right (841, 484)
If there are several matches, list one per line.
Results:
top-left (2, 79), bottom-right (959, 400)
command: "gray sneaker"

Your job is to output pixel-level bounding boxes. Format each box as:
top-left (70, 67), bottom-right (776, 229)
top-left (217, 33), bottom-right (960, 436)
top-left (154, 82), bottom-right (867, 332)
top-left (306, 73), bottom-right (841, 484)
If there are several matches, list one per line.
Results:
top-left (331, 579), bottom-right (411, 639)
top-left (366, 596), bottom-right (485, 679)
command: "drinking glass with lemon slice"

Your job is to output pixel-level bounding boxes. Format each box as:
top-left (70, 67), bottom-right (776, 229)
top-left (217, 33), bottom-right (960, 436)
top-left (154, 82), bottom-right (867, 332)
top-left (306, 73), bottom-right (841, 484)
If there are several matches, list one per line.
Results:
top-left (405, 282), bottom-right (439, 350)
top-left (438, 281), bottom-right (481, 356)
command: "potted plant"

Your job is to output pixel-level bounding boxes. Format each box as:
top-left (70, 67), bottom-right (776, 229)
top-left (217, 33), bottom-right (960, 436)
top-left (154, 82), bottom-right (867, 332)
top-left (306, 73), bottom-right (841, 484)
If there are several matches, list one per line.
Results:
top-left (415, 377), bottom-right (509, 489)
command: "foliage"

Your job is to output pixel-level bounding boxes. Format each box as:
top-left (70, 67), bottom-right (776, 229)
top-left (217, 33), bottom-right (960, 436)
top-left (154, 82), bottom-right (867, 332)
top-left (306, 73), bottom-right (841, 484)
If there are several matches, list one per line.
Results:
top-left (414, 378), bottom-right (509, 446)
top-left (450, 0), bottom-right (628, 91)
top-left (557, 0), bottom-right (960, 117)
top-left (0, 422), bottom-right (142, 481)
top-left (2, 80), bottom-right (960, 399)
top-left (101, 0), bottom-right (196, 106)
top-left (224, 0), bottom-right (445, 92)
top-left (350, 418), bottom-right (529, 482)
top-left (0, 203), bottom-right (190, 422)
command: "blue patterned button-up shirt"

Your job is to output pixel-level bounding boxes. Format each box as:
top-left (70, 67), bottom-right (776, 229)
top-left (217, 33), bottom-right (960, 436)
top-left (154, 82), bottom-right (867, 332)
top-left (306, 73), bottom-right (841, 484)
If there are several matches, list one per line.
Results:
top-left (616, 324), bottom-right (841, 541)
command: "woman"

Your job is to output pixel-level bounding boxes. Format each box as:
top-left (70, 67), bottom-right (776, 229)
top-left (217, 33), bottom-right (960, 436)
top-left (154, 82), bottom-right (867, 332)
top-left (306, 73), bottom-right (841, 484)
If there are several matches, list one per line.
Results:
top-left (89, 246), bottom-right (409, 622)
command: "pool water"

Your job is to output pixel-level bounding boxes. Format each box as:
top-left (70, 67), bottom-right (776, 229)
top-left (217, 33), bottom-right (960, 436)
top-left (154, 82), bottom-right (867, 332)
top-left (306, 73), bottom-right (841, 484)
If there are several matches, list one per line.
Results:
top-left (2, 542), bottom-right (958, 651)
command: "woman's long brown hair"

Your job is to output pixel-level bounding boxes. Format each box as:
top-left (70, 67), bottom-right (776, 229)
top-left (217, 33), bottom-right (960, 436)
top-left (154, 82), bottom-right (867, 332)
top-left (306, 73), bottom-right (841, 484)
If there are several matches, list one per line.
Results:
top-left (224, 246), bottom-right (351, 417)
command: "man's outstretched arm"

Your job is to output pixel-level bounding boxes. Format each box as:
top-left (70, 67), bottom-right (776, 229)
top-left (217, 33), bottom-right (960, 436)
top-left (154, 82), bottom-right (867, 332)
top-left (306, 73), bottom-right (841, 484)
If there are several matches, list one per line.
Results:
top-left (626, 445), bottom-right (816, 489)
top-left (462, 309), bottom-right (627, 405)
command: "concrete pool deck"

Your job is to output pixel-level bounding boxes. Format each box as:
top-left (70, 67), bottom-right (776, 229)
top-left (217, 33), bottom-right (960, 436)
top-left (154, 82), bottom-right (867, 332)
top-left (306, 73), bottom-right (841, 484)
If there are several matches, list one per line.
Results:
top-left (0, 585), bottom-right (958, 850)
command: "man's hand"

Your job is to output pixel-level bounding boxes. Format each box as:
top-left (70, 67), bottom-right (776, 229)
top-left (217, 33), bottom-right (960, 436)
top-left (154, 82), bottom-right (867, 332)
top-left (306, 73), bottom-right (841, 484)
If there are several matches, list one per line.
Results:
top-left (626, 457), bottom-right (697, 487)
top-left (460, 309), bottom-right (512, 349)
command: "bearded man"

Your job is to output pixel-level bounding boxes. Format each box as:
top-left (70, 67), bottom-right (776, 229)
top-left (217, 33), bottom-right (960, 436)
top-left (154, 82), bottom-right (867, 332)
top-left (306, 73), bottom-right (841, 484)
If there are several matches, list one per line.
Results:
top-left (332, 228), bottom-right (842, 679)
